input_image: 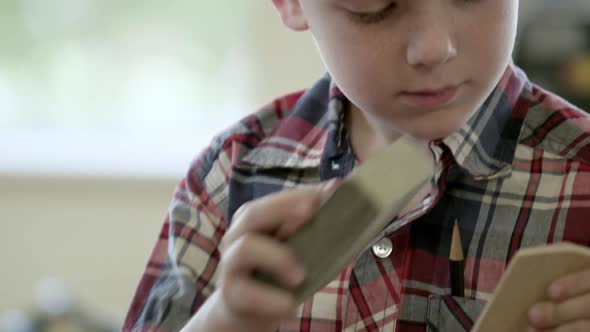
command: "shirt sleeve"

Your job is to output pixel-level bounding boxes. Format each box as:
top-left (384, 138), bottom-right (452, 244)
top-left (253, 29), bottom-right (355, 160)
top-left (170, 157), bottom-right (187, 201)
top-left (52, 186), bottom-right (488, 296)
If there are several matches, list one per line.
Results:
top-left (123, 144), bottom-right (231, 332)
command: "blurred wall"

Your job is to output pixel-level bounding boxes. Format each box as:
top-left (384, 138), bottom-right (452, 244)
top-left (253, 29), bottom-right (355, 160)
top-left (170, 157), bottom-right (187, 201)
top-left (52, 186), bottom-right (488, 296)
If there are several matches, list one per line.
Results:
top-left (0, 176), bottom-right (176, 323)
top-left (0, 2), bottom-right (324, 327)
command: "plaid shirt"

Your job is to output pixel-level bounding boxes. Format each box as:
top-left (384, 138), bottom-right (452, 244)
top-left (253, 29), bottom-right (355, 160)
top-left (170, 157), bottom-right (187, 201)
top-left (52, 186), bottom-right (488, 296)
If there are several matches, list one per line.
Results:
top-left (124, 63), bottom-right (590, 332)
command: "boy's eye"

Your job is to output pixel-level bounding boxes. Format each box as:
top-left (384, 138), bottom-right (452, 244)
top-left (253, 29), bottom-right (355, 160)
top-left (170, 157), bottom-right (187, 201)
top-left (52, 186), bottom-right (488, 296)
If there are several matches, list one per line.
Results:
top-left (346, 0), bottom-right (482, 25)
top-left (347, 2), bottom-right (398, 25)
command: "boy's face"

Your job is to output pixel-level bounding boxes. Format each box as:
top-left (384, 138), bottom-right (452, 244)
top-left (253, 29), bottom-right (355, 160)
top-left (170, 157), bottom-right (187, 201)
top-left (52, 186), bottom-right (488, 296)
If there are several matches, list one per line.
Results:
top-left (273, 0), bottom-right (519, 141)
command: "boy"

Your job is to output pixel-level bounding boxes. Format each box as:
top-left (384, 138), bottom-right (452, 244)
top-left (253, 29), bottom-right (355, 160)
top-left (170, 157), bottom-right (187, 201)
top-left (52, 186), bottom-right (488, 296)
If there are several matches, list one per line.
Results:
top-left (124, 0), bottom-right (590, 331)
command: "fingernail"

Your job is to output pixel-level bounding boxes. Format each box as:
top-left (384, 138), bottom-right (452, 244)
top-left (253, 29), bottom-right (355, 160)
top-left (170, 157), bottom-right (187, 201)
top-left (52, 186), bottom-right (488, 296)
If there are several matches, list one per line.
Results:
top-left (549, 283), bottom-right (563, 300)
top-left (528, 305), bottom-right (544, 324)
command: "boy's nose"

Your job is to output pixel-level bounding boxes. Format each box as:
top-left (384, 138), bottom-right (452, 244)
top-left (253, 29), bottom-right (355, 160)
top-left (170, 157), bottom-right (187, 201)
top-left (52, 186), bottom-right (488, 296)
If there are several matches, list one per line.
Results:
top-left (405, 21), bottom-right (457, 69)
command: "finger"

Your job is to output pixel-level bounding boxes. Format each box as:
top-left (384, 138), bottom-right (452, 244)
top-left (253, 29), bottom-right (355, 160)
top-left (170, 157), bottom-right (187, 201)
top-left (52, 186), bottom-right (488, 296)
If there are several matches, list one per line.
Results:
top-left (528, 319), bottom-right (590, 332)
top-left (222, 275), bottom-right (300, 319)
top-left (229, 187), bottom-right (320, 242)
top-left (554, 320), bottom-right (590, 332)
top-left (549, 269), bottom-right (590, 301)
top-left (275, 180), bottom-right (341, 240)
top-left (529, 301), bottom-right (554, 329)
top-left (529, 293), bottom-right (590, 329)
top-left (226, 180), bottom-right (340, 244)
top-left (221, 234), bottom-right (305, 289)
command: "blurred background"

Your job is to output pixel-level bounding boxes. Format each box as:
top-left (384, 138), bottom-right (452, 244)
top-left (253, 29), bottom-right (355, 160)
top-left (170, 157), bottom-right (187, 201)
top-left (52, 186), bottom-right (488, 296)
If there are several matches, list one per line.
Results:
top-left (0, 1), bottom-right (589, 331)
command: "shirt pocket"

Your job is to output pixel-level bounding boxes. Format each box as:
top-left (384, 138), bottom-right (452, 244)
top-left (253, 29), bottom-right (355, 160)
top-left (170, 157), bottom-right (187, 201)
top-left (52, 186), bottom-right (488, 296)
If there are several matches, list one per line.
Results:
top-left (426, 295), bottom-right (486, 332)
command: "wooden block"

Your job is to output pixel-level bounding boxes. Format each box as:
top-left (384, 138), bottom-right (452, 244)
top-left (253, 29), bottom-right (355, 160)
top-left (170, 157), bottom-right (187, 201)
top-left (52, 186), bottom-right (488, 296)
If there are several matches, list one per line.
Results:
top-left (473, 243), bottom-right (590, 332)
top-left (255, 136), bottom-right (435, 303)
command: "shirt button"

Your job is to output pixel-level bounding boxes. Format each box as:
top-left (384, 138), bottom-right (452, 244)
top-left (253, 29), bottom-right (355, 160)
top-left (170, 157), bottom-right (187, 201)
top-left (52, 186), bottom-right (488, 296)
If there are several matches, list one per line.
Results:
top-left (372, 237), bottom-right (393, 258)
top-left (331, 160), bottom-right (341, 170)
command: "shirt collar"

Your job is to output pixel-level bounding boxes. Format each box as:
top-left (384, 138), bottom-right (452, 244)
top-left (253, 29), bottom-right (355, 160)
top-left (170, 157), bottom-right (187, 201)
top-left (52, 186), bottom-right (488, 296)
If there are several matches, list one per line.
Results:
top-left (240, 63), bottom-right (532, 180)
top-left (239, 74), bottom-right (344, 170)
top-left (440, 62), bottom-right (532, 180)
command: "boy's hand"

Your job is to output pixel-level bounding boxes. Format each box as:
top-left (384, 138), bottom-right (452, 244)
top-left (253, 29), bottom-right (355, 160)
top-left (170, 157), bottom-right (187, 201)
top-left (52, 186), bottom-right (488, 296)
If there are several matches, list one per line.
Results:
top-left (186, 180), bottom-right (339, 332)
top-left (527, 268), bottom-right (590, 331)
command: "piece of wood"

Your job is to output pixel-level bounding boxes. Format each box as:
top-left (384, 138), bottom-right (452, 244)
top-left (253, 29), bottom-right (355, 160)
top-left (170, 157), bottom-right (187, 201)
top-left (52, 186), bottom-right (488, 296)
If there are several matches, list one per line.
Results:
top-left (254, 136), bottom-right (435, 302)
top-left (473, 242), bottom-right (590, 332)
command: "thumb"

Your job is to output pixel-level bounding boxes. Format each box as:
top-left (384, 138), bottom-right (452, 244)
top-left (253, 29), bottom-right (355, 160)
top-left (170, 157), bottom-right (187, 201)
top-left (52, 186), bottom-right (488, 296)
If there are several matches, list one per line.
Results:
top-left (319, 178), bottom-right (342, 202)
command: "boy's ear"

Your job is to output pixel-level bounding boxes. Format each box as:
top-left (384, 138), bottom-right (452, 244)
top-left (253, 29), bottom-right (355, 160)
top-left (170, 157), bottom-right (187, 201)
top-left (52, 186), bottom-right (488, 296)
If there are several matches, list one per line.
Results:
top-left (272, 0), bottom-right (309, 31)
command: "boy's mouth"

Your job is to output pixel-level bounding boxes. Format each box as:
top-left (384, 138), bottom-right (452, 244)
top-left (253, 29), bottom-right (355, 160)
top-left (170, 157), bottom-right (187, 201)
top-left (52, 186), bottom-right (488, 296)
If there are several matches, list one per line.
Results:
top-left (399, 83), bottom-right (463, 109)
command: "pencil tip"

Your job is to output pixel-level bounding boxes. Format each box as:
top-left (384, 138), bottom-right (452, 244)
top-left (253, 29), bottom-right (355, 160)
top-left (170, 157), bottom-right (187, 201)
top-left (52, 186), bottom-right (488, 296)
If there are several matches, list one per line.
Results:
top-left (451, 221), bottom-right (464, 261)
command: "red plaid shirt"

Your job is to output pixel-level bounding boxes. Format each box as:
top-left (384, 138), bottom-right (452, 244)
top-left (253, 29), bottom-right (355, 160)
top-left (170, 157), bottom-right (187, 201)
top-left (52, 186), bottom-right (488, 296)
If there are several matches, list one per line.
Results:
top-left (124, 63), bottom-right (590, 332)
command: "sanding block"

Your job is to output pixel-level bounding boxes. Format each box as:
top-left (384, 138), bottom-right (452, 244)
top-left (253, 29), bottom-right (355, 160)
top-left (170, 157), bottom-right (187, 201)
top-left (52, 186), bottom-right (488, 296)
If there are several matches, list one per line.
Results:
top-left (256, 136), bottom-right (435, 302)
top-left (473, 242), bottom-right (590, 332)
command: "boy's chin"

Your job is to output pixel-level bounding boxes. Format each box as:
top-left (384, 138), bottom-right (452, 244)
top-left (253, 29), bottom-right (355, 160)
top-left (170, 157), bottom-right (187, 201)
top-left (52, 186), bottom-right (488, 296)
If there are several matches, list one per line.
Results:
top-left (389, 105), bottom-right (475, 142)
top-left (403, 121), bottom-right (465, 141)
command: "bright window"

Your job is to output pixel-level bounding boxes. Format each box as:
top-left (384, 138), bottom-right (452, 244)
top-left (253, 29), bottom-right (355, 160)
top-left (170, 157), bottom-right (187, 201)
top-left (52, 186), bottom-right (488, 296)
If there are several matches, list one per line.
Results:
top-left (0, 1), bottom-right (324, 177)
